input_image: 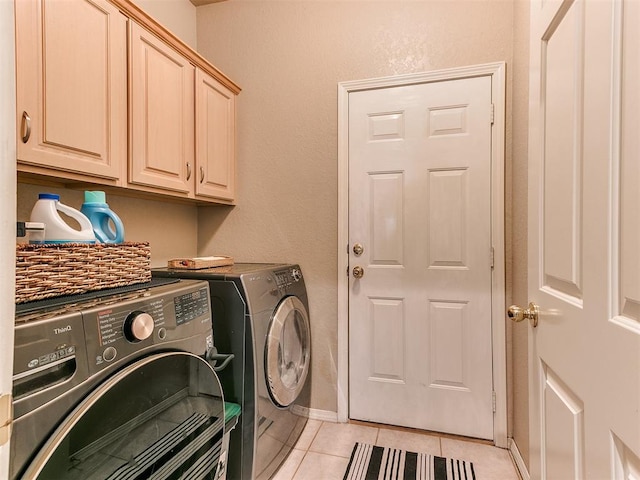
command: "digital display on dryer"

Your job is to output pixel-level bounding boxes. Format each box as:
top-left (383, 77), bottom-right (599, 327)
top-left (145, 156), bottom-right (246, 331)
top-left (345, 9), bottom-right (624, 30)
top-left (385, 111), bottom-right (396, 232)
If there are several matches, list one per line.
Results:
top-left (174, 287), bottom-right (210, 325)
top-left (275, 270), bottom-right (292, 288)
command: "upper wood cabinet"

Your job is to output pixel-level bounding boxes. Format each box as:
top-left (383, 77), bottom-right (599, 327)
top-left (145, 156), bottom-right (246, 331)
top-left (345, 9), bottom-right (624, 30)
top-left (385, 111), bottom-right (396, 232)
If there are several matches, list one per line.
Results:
top-left (15, 0), bottom-right (241, 204)
top-left (129, 21), bottom-right (195, 196)
top-left (195, 69), bottom-right (236, 202)
top-left (15, 0), bottom-right (127, 183)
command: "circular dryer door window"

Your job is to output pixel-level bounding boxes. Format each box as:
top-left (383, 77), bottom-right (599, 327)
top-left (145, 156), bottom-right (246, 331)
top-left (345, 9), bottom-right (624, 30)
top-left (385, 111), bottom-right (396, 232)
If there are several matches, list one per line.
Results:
top-left (265, 295), bottom-right (311, 408)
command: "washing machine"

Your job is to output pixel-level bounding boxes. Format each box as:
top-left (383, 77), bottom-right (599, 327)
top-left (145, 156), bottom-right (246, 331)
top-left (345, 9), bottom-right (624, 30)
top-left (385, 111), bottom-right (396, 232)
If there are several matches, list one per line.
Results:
top-left (153, 264), bottom-right (312, 480)
top-left (11, 278), bottom-right (233, 480)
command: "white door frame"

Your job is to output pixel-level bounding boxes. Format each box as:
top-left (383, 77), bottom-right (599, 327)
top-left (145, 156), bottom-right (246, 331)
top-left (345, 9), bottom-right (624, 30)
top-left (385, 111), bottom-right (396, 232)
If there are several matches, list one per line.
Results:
top-left (337, 62), bottom-right (507, 447)
top-left (0, 0), bottom-right (16, 472)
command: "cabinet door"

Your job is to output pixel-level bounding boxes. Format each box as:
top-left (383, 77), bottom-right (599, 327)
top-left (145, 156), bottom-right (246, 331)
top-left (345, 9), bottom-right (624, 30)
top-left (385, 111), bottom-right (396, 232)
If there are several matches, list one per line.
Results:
top-left (129, 21), bottom-right (195, 195)
top-left (195, 69), bottom-right (236, 202)
top-left (15, 0), bottom-right (127, 181)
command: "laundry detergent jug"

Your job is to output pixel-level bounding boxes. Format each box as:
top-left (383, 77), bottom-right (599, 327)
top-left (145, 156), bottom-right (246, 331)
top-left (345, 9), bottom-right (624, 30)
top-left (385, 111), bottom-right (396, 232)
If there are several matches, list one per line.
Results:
top-left (30, 193), bottom-right (96, 243)
top-left (80, 191), bottom-right (125, 243)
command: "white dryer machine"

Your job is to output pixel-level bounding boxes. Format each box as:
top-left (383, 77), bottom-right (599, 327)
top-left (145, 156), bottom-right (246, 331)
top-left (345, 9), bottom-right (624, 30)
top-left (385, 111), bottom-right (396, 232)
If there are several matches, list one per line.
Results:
top-left (154, 264), bottom-right (312, 480)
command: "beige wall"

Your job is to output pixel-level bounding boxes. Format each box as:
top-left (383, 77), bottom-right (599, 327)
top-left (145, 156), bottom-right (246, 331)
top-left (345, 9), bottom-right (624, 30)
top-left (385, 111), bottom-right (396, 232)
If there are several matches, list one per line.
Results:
top-left (17, 184), bottom-right (198, 268)
top-left (195, 1), bottom-right (523, 418)
top-left (132, 0), bottom-right (197, 48)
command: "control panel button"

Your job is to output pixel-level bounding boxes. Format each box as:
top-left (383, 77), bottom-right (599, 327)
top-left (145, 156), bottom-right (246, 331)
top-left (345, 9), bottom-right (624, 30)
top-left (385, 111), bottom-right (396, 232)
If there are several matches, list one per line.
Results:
top-left (103, 346), bottom-right (117, 362)
top-left (291, 268), bottom-right (302, 282)
top-left (124, 311), bottom-right (154, 343)
top-left (157, 327), bottom-right (167, 340)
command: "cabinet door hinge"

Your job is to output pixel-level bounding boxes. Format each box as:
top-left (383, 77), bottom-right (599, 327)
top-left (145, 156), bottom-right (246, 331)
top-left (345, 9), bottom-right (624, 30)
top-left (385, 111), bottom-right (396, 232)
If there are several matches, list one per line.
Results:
top-left (490, 103), bottom-right (495, 125)
top-left (490, 247), bottom-right (495, 269)
top-left (492, 391), bottom-right (497, 413)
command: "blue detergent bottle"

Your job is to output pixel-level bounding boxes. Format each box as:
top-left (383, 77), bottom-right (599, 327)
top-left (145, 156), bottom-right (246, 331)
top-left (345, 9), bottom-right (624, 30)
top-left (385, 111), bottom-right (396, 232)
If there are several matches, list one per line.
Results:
top-left (80, 191), bottom-right (125, 243)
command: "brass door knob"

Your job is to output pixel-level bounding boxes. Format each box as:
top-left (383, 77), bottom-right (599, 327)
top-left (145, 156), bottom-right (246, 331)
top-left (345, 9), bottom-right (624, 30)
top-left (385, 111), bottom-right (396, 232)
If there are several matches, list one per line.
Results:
top-left (353, 243), bottom-right (364, 256)
top-left (507, 302), bottom-right (539, 327)
top-left (352, 266), bottom-right (364, 278)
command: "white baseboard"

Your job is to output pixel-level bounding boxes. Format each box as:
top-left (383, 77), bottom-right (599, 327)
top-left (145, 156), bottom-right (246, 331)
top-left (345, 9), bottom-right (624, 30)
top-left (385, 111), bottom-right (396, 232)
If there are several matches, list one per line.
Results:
top-left (291, 405), bottom-right (339, 423)
top-left (508, 438), bottom-right (530, 480)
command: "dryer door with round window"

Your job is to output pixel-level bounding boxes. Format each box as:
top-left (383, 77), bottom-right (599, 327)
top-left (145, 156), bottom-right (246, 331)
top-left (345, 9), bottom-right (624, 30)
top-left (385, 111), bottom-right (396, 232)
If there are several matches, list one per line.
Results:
top-left (265, 296), bottom-right (311, 408)
top-left (21, 352), bottom-right (225, 480)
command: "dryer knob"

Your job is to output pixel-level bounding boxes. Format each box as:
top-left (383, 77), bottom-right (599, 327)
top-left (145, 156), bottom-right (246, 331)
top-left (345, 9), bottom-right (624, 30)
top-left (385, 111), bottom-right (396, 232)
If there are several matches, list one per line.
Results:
top-left (124, 311), bottom-right (154, 342)
top-left (291, 268), bottom-right (302, 282)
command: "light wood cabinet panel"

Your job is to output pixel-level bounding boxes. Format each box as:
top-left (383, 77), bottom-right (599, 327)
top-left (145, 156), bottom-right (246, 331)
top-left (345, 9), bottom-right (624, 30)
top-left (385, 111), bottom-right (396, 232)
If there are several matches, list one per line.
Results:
top-left (15, 0), bottom-right (240, 204)
top-left (195, 68), bottom-right (236, 202)
top-left (15, 0), bottom-right (127, 182)
top-left (129, 21), bottom-right (195, 195)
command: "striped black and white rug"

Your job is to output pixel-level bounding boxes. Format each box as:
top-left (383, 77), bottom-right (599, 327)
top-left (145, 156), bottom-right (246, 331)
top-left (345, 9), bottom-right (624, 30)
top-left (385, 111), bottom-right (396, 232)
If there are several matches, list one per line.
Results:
top-left (343, 442), bottom-right (476, 480)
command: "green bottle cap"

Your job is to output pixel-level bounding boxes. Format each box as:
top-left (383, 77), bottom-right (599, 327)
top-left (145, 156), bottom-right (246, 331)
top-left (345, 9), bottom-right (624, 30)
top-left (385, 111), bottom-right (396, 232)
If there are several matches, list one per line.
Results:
top-left (84, 191), bottom-right (106, 203)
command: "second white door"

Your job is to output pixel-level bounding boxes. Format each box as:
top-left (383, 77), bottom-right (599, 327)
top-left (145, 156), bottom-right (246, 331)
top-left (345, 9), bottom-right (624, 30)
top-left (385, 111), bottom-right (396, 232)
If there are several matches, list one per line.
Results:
top-left (348, 75), bottom-right (494, 439)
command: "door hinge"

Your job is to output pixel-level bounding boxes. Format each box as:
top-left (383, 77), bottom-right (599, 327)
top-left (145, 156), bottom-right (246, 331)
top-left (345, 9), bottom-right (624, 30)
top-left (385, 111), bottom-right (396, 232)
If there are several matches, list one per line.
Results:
top-left (490, 103), bottom-right (495, 125)
top-left (492, 391), bottom-right (496, 413)
top-left (490, 247), bottom-right (495, 269)
top-left (0, 394), bottom-right (12, 446)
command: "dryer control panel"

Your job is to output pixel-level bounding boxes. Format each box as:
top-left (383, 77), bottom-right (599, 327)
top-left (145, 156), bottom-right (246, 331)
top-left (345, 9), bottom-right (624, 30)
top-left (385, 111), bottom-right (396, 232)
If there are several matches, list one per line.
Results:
top-left (13, 280), bottom-right (213, 419)
top-left (274, 267), bottom-right (302, 290)
top-left (83, 281), bottom-right (212, 375)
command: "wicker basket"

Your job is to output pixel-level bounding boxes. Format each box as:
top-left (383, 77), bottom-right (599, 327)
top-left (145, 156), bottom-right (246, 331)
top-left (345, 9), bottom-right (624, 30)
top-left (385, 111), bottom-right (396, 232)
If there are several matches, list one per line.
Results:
top-left (16, 242), bottom-right (151, 304)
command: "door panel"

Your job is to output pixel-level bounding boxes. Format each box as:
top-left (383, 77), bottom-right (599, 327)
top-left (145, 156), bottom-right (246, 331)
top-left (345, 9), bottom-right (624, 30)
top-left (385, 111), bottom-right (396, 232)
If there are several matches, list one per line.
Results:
top-left (541, 362), bottom-right (585, 479)
top-left (129, 21), bottom-right (194, 194)
top-left (15, 0), bottom-right (126, 180)
top-left (528, 0), bottom-right (640, 477)
top-left (369, 297), bottom-right (405, 383)
top-left (369, 173), bottom-right (404, 265)
top-left (542, 0), bottom-right (584, 301)
top-left (349, 76), bottom-right (494, 439)
top-left (618, 0), bottom-right (640, 328)
top-left (428, 169), bottom-right (468, 268)
top-left (195, 68), bottom-right (236, 201)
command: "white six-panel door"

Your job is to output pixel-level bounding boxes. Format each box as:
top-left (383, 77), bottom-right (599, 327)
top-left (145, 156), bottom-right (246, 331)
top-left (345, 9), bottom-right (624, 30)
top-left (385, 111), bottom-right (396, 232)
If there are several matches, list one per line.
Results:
top-left (528, 0), bottom-right (640, 477)
top-left (348, 76), bottom-right (495, 439)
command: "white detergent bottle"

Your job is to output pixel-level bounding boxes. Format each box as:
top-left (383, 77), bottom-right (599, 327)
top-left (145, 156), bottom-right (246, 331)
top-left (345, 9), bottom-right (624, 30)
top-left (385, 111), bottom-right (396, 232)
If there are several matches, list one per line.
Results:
top-left (30, 193), bottom-right (96, 243)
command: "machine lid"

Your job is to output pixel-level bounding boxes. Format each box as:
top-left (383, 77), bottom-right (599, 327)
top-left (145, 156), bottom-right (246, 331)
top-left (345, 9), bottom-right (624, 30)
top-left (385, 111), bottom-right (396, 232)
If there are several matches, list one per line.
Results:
top-left (20, 352), bottom-right (225, 480)
top-left (265, 296), bottom-right (311, 408)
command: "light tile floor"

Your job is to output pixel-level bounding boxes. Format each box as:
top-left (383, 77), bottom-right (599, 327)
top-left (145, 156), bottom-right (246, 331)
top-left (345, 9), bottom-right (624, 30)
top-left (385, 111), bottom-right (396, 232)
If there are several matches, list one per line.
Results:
top-left (272, 420), bottom-right (521, 480)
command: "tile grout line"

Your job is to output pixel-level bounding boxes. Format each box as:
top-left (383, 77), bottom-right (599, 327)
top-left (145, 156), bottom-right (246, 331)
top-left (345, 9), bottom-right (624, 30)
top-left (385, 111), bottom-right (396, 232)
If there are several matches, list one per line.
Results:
top-left (288, 420), bottom-right (324, 480)
top-left (289, 449), bottom-right (308, 480)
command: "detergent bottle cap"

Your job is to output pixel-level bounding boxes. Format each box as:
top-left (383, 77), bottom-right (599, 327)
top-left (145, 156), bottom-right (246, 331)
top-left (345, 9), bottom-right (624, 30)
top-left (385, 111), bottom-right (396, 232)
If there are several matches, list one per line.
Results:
top-left (38, 193), bottom-right (60, 201)
top-left (83, 191), bottom-right (107, 204)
